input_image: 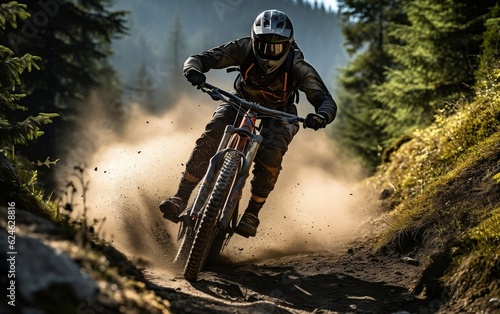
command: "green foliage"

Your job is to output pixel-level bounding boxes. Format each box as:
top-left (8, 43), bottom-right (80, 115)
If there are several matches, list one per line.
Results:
top-left (476, 4), bottom-right (500, 85)
top-left (373, 0), bottom-right (494, 143)
top-left (0, 2), bottom-right (58, 218)
top-left (0, 1), bottom-right (30, 29)
top-left (445, 208), bottom-right (500, 309)
top-left (0, 113), bottom-right (58, 146)
top-left (0, 47), bottom-right (40, 87)
top-left (336, 0), bottom-right (497, 171)
top-left (370, 21), bottom-right (500, 307)
top-left (336, 0), bottom-right (407, 171)
top-left (0, 2), bottom-right (58, 148)
top-left (7, 0), bottom-right (128, 167)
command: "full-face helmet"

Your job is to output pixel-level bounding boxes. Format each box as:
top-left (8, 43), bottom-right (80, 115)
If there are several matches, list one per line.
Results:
top-left (251, 9), bottom-right (294, 74)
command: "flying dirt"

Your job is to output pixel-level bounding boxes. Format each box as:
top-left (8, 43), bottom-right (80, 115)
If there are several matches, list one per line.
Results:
top-left (60, 85), bottom-right (366, 264)
top-left (53, 89), bottom-right (433, 313)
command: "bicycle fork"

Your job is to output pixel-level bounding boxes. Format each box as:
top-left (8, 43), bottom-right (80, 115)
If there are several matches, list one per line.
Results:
top-left (188, 124), bottom-right (262, 230)
top-left (218, 125), bottom-right (262, 229)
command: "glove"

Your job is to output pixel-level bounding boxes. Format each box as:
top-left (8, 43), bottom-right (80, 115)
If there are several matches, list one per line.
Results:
top-left (184, 68), bottom-right (206, 87)
top-left (304, 113), bottom-right (327, 130)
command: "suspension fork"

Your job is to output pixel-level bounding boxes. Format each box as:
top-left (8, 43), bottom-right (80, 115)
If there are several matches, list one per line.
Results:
top-left (219, 130), bottom-right (262, 229)
top-left (214, 112), bottom-right (263, 229)
top-left (189, 116), bottom-right (262, 221)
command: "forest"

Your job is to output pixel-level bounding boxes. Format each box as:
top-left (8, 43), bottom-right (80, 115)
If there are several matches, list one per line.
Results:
top-left (0, 0), bottom-right (499, 313)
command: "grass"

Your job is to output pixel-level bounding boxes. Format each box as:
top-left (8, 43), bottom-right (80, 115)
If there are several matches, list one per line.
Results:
top-left (445, 208), bottom-right (500, 309)
top-left (366, 57), bottom-right (500, 311)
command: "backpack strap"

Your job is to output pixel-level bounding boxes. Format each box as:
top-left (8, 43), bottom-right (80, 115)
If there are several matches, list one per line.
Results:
top-left (286, 41), bottom-right (300, 104)
top-left (235, 47), bottom-right (299, 105)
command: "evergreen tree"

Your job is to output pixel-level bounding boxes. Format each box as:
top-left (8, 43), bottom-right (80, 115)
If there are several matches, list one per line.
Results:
top-left (373, 0), bottom-right (497, 141)
top-left (336, 0), bottom-right (495, 171)
top-left (166, 12), bottom-right (186, 90)
top-left (134, 61), bottom-right (155, 109)
top-left (3, 0), bottom-right (128, 167)
top-left (0, 1), bottom-right (57, 210)
top-left (0, 2), bottom-right (57, 149)
top-left (335, 0), bottom-right (407, 171)
top-left (475, 4), bottom-right (500, 83)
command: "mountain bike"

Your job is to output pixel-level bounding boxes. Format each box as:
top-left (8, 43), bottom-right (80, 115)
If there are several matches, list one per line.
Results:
top-left (173, 83), bottom-right (304, 281)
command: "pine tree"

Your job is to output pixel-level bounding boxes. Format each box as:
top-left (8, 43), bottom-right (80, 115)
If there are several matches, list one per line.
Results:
top-left (475, 4), bottom-right (500, 82)
top-left (372, 0), bottom-right (497, 141)
top-left (0, 2), bottom-right (57, 148)
top-left (336, 0), bottom-right (495, 171)
top-left (335, 0), bottom-right (407, 171)
top-left (0, 1), bottom-right (57, 209)
top-left (166, 13), bottom-right (186, 90)
top-left (2, 0), bottom-right (128, 174)
top-left (134, 61), bottom-right (155, 109)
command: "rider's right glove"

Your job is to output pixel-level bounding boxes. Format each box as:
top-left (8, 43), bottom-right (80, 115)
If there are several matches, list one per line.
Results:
top-left (184, 68), bottom-right (206, 87)
top-left (304, 113), bottom-right (327, 131)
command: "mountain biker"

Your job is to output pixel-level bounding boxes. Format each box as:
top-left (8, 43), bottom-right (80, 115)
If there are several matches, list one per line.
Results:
top-left (159, 9), bottom-right (337, 237)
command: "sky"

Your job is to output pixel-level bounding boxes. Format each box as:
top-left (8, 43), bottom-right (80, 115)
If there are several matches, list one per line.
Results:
top-left (304, 0), bottom-right (338, 11)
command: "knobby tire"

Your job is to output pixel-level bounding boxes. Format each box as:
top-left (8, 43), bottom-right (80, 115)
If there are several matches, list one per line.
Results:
top-left (183, 151), bottom-right (240, 281)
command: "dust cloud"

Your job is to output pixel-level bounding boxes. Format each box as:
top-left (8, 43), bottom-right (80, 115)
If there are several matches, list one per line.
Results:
top-left (60, 88), bottom-right (369, 272)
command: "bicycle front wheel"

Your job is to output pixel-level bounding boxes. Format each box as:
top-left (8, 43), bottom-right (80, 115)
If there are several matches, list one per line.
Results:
top-left (183, 151), bottom-right (240, 281)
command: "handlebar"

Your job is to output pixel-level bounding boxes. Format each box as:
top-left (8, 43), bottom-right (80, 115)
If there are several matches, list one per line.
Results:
top-left (199, 82), bottom-right (305, 124)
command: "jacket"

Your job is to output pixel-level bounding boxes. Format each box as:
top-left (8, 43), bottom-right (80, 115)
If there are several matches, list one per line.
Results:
top-left (183, 37), bottom-right (337, 124)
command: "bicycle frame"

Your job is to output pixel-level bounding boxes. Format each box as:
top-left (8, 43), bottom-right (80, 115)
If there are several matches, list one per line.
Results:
top-left (188, 109), bottom-right (262, 232)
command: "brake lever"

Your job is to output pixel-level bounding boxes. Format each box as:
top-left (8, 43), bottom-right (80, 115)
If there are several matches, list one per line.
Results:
top-left (208, 89), bottom-right (223, 101)
top-left (197, 83), bottom-right (219, 100)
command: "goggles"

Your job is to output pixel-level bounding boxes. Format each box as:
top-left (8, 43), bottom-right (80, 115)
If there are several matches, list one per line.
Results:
top-left (254, 39), bottom-right (290, 60)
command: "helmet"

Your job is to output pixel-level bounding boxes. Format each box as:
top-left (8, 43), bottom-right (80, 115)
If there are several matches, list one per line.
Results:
top-left (251, 9), bottom-right (294, 74)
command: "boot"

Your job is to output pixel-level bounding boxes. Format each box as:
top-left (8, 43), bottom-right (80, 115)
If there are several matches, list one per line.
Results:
top-left (159, 196), bottom-right (187, 223)
top-left (235, 198), bottom-right (265, 237)
top-left (235, 212), bottom-right (260, 237)
top-left (159, 174), bottom-right (198, 223)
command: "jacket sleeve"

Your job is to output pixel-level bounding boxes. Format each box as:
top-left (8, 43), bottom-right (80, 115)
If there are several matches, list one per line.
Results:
top-left (293, 59), bottom-right (337, 124)
top-left (183, 37), bottom-right (252, 74)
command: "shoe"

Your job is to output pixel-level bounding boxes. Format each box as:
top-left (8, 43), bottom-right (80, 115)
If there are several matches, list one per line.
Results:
top-left (235, 212), bottom-right (260, 237)
top-left (159, 196), bottom-right (186, 223)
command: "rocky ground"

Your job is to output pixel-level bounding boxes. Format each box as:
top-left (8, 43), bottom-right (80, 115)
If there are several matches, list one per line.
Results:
top-left (146, 220), bottom-right (441, 314)
top-left (1, 205), bottom-right (445, 314)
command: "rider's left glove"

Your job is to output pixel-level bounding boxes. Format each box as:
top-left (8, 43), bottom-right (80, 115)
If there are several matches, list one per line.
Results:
top-left (185, 68), bottom-right (206, 87)
top-left (304, 113), bottom-right (327, 130)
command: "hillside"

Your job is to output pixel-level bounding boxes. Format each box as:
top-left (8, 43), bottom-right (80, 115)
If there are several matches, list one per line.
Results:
top-left (361, 60), bottom-right (500, 311)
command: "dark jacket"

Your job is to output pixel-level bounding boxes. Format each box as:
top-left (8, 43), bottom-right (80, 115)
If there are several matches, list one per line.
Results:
top-left (183, 37), bottom-right (337, 124)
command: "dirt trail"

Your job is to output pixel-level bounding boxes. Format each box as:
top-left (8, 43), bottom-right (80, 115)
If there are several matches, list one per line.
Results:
top-left (143, 222), bottom-right (437, 314)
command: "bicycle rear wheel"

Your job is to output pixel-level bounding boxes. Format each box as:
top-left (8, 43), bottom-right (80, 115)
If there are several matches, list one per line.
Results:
top-left (183, 151), bottom-right (240, 281)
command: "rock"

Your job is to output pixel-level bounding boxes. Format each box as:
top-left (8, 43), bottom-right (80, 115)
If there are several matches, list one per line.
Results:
top-left (400, 256), bottom-right (420, 266)
top-left (401, 292), bottom-right (415, 301)
top-left (490, 297), bottom-right (500, 304)
top-left (379, 186), bottom-right (395, 200)
top-left (1, 231), bottom-right (97, 309)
